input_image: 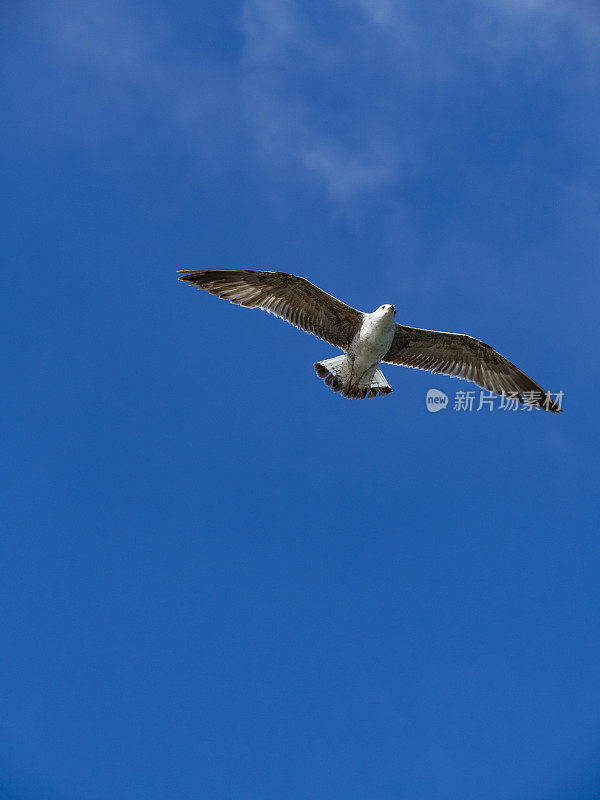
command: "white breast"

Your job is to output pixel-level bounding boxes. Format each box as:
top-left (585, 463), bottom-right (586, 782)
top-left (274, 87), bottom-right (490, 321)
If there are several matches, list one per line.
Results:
top-left (350, 308), bottom-right (396, 372)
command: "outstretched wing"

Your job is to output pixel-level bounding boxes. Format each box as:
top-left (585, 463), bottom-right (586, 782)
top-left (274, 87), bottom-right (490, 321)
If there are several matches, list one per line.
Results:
top-left (178, 269), bottom-right (363, 351)
top-left (384, 325), bottom-right (562, 413)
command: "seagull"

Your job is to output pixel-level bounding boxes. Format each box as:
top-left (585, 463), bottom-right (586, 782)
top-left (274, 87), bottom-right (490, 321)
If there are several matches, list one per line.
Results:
top-left (178, 269), bottom-right (562, 412)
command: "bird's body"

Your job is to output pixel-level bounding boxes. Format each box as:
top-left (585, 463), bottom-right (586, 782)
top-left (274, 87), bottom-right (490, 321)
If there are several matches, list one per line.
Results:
top-left (324, 305), bottom-right (397, 398)
top-left (350, 305), bottom-right (397, 378)
top-left (178, 268), bottom-right (562, 412)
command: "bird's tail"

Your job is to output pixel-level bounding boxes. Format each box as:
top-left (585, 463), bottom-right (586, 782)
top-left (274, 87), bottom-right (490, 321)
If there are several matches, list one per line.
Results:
top-left (314, 356), bottom-right (392, 399)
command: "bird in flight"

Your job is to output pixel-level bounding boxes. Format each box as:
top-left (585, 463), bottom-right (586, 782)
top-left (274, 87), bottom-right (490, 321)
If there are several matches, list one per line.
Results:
top-left (178, 269), bottom-right (562, 412)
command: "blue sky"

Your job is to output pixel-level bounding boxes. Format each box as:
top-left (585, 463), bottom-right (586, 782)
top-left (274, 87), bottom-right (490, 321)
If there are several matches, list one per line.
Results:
top-left (2, 1), bottom-right (599, 798)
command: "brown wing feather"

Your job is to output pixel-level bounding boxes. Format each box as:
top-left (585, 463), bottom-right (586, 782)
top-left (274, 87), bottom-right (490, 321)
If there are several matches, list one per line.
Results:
top-left (384, 325), bottom-right (562, 413)
top-left (178, 269), bottom-right (362, 351)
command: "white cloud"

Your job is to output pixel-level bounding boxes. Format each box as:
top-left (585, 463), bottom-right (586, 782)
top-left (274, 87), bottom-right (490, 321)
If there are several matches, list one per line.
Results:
top-left (241, 0), bottom-right (301, 64)
top-left (34, 0), bottom-right (600, 207)
top-left (240, 0), bottom-right (403, 202)
top-left (349, 0), bottom-right (395, 28)
top-left (483, 0), bottom-right (600, 43)
top-left (302, 143), bottom-right (398, 202)
top-left (239, 0), bottom-right (598, 205)
top-left (46, 1), bottom-right (163, 72)
top-left (36, 0), bottom-right (243, 160)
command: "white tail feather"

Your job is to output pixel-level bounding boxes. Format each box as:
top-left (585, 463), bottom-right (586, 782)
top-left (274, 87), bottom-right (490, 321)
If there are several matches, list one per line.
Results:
top-left (314, 356), bottom-right (392, 399)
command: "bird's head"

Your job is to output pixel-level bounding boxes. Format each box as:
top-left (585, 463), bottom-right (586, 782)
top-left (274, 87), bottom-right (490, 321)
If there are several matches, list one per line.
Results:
top-left (376, 304), bottom-right (396, 317)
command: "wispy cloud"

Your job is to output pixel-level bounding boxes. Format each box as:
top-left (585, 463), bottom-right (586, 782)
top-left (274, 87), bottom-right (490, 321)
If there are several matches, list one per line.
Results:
top-left (241, 0), bottom-right (301, 64)
top-left (238, 0), bottom-right (600, 205)
top-left (240, 0), bottom-right (404, 202)
top-left (32, 0), bottom-right (600, 209)
top-left (486, 0), bottom-right (600, 32)
top-left (478, 0), bottom-right (600, 52)
top-left (35, 0), bottom-right (243, 160)
top-left (45, 0), bottom-right (165, 72)
top-left (302, 143), bottom-right (398, 202)
top-left (348, 0), bottom-right (396, 28)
